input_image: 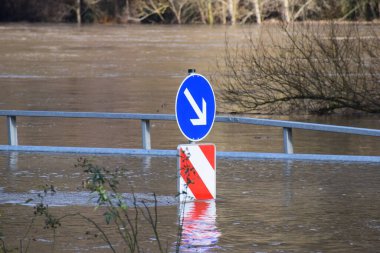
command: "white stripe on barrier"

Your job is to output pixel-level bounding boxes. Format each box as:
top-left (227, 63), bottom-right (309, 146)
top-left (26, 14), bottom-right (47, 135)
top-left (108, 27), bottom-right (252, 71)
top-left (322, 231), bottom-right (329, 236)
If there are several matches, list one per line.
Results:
top-left (179, 176), bottom-right (196, 201)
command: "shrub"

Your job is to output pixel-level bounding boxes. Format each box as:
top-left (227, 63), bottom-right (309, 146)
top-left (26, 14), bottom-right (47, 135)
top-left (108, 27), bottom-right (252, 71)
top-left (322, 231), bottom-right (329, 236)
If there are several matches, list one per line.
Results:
top-left (216, 22), bottom-right (380, 115)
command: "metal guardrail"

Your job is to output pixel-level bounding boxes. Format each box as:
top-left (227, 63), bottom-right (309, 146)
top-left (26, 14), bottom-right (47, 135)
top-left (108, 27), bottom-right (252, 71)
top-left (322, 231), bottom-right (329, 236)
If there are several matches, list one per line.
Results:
top-left (1, 110), bottom-right (380, 162)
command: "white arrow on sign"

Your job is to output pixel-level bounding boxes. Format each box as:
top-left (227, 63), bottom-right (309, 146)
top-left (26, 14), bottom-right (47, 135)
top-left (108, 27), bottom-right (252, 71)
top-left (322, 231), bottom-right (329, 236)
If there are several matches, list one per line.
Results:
top-left (184, 88), bottom-right (207, 126)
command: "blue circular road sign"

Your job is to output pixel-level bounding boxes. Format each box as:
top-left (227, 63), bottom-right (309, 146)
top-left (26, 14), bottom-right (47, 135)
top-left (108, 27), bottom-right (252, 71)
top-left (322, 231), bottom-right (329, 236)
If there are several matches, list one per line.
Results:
top-left (175, 73), bottom-right (216, 142)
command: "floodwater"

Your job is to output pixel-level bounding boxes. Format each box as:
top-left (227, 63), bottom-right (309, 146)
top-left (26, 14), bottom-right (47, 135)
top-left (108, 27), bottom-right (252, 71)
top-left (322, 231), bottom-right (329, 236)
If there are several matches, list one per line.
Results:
top-left (0, 23), bottom-right (380, 252)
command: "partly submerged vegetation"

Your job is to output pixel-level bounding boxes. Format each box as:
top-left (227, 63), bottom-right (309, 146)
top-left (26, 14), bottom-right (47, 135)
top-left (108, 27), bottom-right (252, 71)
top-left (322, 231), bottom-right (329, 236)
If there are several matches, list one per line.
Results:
top-left (215, 22), bottom-right (380, 115)
top-left (0, 158), bottom-right (194, 253)
top-left (0, 0), bottom-right (379, 24)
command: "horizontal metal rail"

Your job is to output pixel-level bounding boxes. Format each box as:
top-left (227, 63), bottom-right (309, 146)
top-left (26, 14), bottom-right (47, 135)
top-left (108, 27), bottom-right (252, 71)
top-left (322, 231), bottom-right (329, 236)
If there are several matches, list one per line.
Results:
top-left (1, 110), bottom-right (380, 162)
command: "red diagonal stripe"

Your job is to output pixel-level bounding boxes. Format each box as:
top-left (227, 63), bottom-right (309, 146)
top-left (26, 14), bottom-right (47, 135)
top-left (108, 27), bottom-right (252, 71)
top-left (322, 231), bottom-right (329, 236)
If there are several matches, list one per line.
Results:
top-left (180, 150), bottom-right (213, 200)
top-left (199, 144), bottom-right (215, 170)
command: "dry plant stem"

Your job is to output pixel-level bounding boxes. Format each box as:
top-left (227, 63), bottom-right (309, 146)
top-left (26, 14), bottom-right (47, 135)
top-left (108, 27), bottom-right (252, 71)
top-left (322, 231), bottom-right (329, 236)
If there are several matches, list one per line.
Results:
top-left (75, 213), bottom-right (117, 253)
top-left (0, 238), bottom-right (7, 253)
top-left (18, 158), bottom-right (186, 253)
top-left (140, 194), bottom-right (164, 253)
top-left (176, 194), bottom-right (189, 253)
top-left (19, 211), bottom-right (116, 253)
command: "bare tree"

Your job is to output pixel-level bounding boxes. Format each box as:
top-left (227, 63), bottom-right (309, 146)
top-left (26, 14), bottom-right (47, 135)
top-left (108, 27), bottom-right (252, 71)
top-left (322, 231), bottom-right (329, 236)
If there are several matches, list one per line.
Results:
top-left (292, 0), bottom-right (314, 21)
top-left (253, 0), bottom-right (261, 24)
top-left (208, 0), bottom-right (214, 24)
top-left (125, 0), bottom-right (130, 17)
top-left (168, 0), bottom-right (187, 24)
top-left (239, 0), bottom-right (261, 24)
top-left (340, 0), bottom-right (380, 21)
top-left (1, 0), bottom-right (379, 23)
top-left (76, 0), bottom-right (82, 25)
top-left (227, 0), bottom-right (238, 24)
top-left (216, 23), bottom-right (380, 114)
top-left (220, 0), bottom-right (227, 24)
top-left (283, 0), bottom-right (290, 22)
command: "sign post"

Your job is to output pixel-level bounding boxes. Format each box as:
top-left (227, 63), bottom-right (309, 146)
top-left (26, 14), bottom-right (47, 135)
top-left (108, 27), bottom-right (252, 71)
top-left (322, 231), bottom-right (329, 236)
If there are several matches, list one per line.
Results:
top-left (176, 71), bottom-right (216, 201)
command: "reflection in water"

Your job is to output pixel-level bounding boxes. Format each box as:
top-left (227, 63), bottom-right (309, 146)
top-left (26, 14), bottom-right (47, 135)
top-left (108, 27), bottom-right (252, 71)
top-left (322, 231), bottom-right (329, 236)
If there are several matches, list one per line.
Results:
top-left (8, 151), bottom-right (18, 171)
top-left (179, 200), bottom-right (221, 252)
top-left (142, 156), bottom-right (151, 172)
top-left (282, 160), bottom-right (293, 207)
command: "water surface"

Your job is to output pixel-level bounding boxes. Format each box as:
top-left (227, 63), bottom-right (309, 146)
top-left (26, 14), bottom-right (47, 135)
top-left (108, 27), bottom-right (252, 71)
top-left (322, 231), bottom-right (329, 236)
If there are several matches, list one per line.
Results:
top-left (0, 24), bottom-right (380, 252)
top-left (1, 153), bottom-right (380, 252)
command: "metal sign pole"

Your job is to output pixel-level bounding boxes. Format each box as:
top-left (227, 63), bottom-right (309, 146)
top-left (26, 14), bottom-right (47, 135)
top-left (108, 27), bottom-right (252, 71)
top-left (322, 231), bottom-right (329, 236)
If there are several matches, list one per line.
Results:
top-left (188, 68), bottom-right (196, 144)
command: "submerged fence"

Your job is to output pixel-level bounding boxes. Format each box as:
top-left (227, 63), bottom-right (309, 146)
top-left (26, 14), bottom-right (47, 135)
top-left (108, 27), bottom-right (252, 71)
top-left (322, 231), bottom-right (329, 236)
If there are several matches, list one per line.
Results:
top-left (1, 110), bottom-right (380, 162)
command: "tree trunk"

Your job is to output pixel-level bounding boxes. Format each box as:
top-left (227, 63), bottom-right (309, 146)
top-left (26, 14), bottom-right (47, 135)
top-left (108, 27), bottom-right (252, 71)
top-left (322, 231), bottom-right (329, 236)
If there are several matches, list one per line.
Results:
top-left (197, 0), bottom-right (207, 24)
top-left (76, 0), bottom-right (81, 25)
top-left (169, 0), bottom-right (183, 24)
top-left (115, 0), bottom-right (120, 19)
top-left (283, 0), bottom-right (290, 22)
top-left (124, 0), bottom-right (130, 22)
top-left (222, 1), bottom-right (226, 24)
top-left (208, 0), bottom-right (214, 24)
top-left (253, 0), bottom-right (261, 24)
top-left (227, 0), bottom-right (237, 25)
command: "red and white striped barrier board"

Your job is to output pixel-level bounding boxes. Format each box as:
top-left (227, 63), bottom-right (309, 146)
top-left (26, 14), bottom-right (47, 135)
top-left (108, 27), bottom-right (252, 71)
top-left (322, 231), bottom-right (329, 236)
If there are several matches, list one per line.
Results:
top-left (178, 144), bottom-right (216, 202)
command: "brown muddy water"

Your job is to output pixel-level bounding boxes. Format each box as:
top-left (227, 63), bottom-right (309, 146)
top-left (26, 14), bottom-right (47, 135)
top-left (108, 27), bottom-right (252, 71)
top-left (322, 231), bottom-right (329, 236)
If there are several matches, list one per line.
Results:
top-left (0, 24), bottom-right (380, 252)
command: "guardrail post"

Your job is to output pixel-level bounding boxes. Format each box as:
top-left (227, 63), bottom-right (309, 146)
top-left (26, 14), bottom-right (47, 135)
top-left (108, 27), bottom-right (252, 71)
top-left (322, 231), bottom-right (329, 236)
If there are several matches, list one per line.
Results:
top-left (7, 116), bottom-right (18, 146)
top-left (283, 127), bottom-right (293, 154)
top-left (141, 119), bottom-right (151, 150)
